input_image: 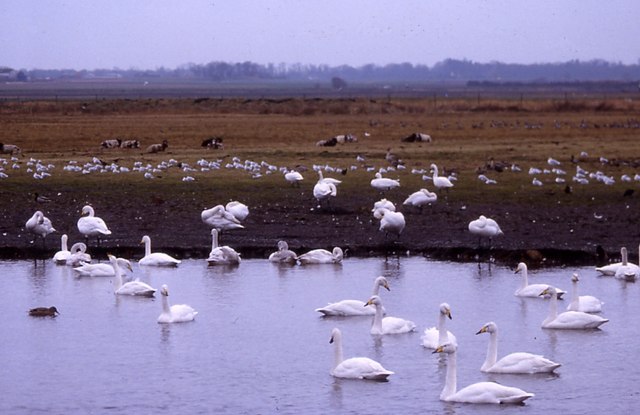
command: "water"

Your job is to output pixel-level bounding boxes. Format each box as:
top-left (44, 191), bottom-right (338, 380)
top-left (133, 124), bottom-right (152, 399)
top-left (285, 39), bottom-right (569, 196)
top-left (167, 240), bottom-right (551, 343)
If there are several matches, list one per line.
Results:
top-left (1, 257), bottom-right (638, 414)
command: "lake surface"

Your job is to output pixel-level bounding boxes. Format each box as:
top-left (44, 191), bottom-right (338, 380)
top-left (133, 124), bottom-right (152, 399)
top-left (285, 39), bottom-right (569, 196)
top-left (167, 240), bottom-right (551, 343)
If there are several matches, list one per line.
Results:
top-left (1, 256), bottom-right (638, 414)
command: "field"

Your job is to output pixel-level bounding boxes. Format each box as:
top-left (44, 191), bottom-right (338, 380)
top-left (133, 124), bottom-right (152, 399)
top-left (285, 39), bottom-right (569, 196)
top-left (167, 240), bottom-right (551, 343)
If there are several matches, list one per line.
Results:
top-left (1, 90), bottom-right (640, 265)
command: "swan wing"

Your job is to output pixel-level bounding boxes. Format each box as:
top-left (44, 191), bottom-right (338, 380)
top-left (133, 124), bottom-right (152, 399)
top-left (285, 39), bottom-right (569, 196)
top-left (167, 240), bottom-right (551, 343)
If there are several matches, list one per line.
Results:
top-left (170, 304), bottom-right (198, 322)
top-left (450, 381), bottom-right (534, 404)
top-left (382, 316), bottom-right (416, 334)
top-left (490, 352), bottom-right (561, 374)
top-left (421, 328), bottom-right (457, 349)
top-left (332, 357), bottom-right (394, 380)
top-left (298, 249), bottom-right (332, 264)
top-left (140, 252), bottom-right (181, 266)
top-left (117, 281), bottom-right (156, 297)
top-left (316, 300), bottom-right (374, 316)
top-left (545, 311), bottom-right (609, 329)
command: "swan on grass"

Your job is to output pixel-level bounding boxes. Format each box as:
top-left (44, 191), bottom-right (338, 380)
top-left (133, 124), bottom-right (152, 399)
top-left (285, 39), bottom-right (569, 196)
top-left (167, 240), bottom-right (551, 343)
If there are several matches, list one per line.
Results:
top-left (614, 247), bottom-right (640, 281)
top-left (157, 284), bottom-right (198, 323)
top-left (109, 254), bottom-right (156, 297)
top-left (139, 235), bottom-right (181, 267)
top-left (539, 286), bottom-right (609, 329)
top-left (434, 343), bottom-right (534, 404)
top-left (268, 240), bottom-right (298, 264)
top-left (65, 242), bottom-right (91, 267)
top-left (365, 295), bottom-right (416, 335)
top-left (421, 303), bottom-right (457, 349)
top-left (207, 229), bottom-right (241, 266)
top-left (329, 328), bottom-right (394, 381)
top-left (284, 169), bottom-right (303, 187)
top-left (77, 205), bottom-right (111, 245)
top-left (430, 164), bottom-right (454, 193)
top-left (201, 205), bottom-right (244, 231)
top-left (53, 234), bottom-right (70, 264)
top-left (476, 322), bottom-right (561, 374)
top-left (370, 172), bottom-right (400, 192)
top-left (514, 262), bottom-right (565, 299)
top-left (403, 188), bottom-right (437, 212)
top-left (372, 198), bottom-right (396, 220)
top-left (316, 276), bottom-right (390, 317)
top-left (567, 273), bottom-right (604, 313)
top-left (596, 245), bottom-right (639, 276)
top-left (25, 210), bottom-right (56, 246)
top-left (298, 247), bottom-right (344, 265)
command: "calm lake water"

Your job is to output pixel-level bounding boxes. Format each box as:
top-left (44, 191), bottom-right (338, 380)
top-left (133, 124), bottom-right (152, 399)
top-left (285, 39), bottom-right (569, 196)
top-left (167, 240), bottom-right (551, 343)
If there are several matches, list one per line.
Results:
top-left (1, 256), bottom-right (638, 414)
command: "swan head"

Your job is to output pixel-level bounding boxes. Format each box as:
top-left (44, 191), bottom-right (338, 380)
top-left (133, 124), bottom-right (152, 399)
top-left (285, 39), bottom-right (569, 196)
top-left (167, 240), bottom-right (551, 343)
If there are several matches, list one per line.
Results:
top-left (375, 276), bottom-right (390, 291)
top-left (476, 321), bottom-right (497, 335)
top-left (539, 286), bottom-right (556, 297)
top-left (160, 284), bottom-right (169, 296)
top-left (329, 327), bottom-right (341, 344)
top-left (211, 228), bottom-right (219, 237)
top-left (332, 247), bottom-right (344, 260)
top-left (365, 295), bottom-right (382, 308)
top-left (81, 205), bottom-right (94, 216)
top-left (277, 240), bottom-right (289, 251)
top-left (118, 258), bottom-right (133, 272)
top-left (69, 242), bottom-right (87, 253)
top-left (515, 262), bottom-right (527, 274)
top-left (571, 273), bottom-right (579, 283)
top-left (140, 235), bottom-right (150, 244)
top-left (432, 343), bottom-right (456, 355)
top-left (439, 303), bottom-right (452, 319)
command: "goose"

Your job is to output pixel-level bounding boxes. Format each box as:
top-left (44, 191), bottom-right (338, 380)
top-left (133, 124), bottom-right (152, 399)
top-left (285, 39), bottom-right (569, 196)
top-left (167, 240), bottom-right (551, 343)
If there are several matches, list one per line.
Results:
top-left (65, 242), bottom-right (91, 267)
top-left (567, 273), bottom-right (604, 313)
top-left (372, 198), bottom-right (396, 220)
top-left (52, 234), bottom-right (70, 264)
top-left (139, 235), bottom-right (181, 267)
top-left (207, 229), bottom-right (241, 265)
top-left (316, 276), bottom-right (390, 317)
top-left (539, 286), bottom-right (609, 329)
top-left (225, 201), bottom-right (249, 222)
top-left (514, 262), bottom-right (565, 299)
top-left (77, 205), bottom-right (111, 245)
top-left (421, 303), bottom-right (457, 349)
top-left (284, 170), bottom-right (303, 186)
top-left (329, 328), bottom-right (394, 380)
top-left (476, 322), bottom-right (561, 374)
top-left (430, 164), bottom-right (454, 193)
top-left (25, 210), bottom-right (56, 246)
top-left (268, 240), bottom-right (298, 264)
top-left (403, 188), bottom-right (437, 211)
top-left (297, 247), bottom-right (343, 265)
top-left (157, 284), bottom-right (198, 323)
top-left (370, 172), bottom-right (400, 192)
top-left (201, 205), bottom-right (244, 231)
top-left (614, 247), bottom-right (640, 281)
top-left (596, 245), bottom-right (639, 276)
top-left (468, 215), bottom-right (503, 247)
top-left (365, 295), bottom-right (416, 335)
top-left (109, 254), bottom-right (156, 297)
top-left (29, 306), bottom-right (59, 317)
top-left (313, 181), bottom-right (337, 207)
top-left (433, 343), bottom-right (534, 404)
top-left (377, 208), bottom-right (405, 238)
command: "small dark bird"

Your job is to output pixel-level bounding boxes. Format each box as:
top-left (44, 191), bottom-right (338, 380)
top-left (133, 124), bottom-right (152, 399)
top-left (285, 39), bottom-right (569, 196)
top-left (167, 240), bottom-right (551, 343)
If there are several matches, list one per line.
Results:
top-left (34, 192), bottom-right (52, 203)
top-left (29, 306), bottom-right (59, 317)
top-left (564, 185), bottom-right (573, 194)
top-left (623, 189), bottom-right (634, 197)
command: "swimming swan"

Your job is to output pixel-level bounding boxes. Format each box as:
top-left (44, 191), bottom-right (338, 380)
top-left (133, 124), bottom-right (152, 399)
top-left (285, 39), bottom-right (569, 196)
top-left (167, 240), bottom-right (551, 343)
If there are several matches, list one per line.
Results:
top-left (139, 235), bottom-right (181, 267)
top-left (157, 284), bottom-right (198, 323)
top-left (514, 262), bottom-right (565, 299)
top-left (298, 247), bottom-right (343, 264)
top-left (567, 273), bottom-right (603, 313)
top-left (268, 240), bottom-right (298, 264)
top-left (365, 295), bottom-right (416, 335)
top-left (207, 228), bottom-right (241, 265)
top-left (65, 242), bottom-right (91, 267)
top-left (329, 328), bottom-right (394, 381)
top-left (421, 303), bottom-right (458, 349)
top-left (77, 205), bottom-right (111, 244)
top-left (53, 234), bottom-right (70, 264)
top-left (433, 343), bottom-right (534, 404)
top-left (614, 247), bottom-right (640, 281)
top-left (596, 245), bottom-right (639, 276)
top-left (316, 276), bottom-right (390, 317)
top-left (74, 260), bottom-right (123, 277)
top-left (539, 286), bottom-right (609, 329)
top-left (109, 254), bottom-right (156, 297)
top-left (476, 321), bottom-right (561, 373)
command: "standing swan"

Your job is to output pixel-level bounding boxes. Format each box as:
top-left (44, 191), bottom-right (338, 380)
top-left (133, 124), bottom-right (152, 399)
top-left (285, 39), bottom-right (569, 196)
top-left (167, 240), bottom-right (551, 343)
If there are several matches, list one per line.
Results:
top-left (268, 240), bottom-right (298, 264)
top-left (430, 164), bottom-right (454, 193)
top-left (468, 215), bottom-right (503, 248)
top-left (539, 287), bottom-right (609, 329)
top-left (297, 247), bottom-right (343, 264)
top-left (365, 295), bottom-right (416, 335)
top-left (421, 303), bottom-right (457, 349)
top-left (433, 343), bottom-right (535, 404)
top-left (109, 254), bottom-right (156, 297)
top-left (514, 262), bottom-right (565, 299)
top-left (403, 188), bottom-right (437, 212)
top-left (157, 284), bottom-right (198, 323)
top-left (329, 328), bottom-right (394, 381)
top-left (596, 245), bottom-right (639, 276)
top-left (476, 322), bottom-right (561, 373)
top-left (316, 276), bottom-right (390, 317)
top-left (25, 210), bottom-right (56, 247)
top-left (377, 208), bottom-right (405, 239)
top-left (77, 205), bottom-right (111, 246)
top-left (567, 273), bottom-right (603, 313)
top-left (139, 235), bottom-right (181, 267)
top-left (207, 229), bottom-right (241, 265)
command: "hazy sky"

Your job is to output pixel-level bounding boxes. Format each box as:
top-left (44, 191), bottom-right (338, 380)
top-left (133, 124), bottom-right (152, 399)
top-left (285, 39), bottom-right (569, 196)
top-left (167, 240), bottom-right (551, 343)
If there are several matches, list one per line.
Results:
top-left (2, 0), bottom-right (639, 70)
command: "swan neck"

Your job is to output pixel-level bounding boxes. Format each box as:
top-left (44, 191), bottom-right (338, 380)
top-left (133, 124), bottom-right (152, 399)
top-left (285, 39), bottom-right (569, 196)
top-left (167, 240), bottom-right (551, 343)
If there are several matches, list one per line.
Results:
top-left (545, 290), bottom-right (558, 325)
top-left (520, 267), bottom-right (529, 289)
top-left (333, 336), bottom-right (344, 371)
top-left (570, 281), bottom-right (579, 309)
top-left (437, 312), bottom-right (448, 345)
top-left (371, 304), bottom-right (383, 334)
top-left (442, 350), bottom-right (457, 400)
top-left (484, 332), bottom-right (498, 370)
top-left (161, 293), bottom-right (170, 314)
top-left (61, 235), bottom-right (68, 251)
top-left (211, 231), bottom-right (219, 249)
top-left (113, 261), bottom-right (122, 291)
top-left (144, 238), bottom-right (151, 257)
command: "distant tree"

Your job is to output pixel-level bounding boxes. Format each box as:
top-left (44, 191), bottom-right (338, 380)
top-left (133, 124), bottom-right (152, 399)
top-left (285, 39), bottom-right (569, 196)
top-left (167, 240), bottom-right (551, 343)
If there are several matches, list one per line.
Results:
top-left (331, 76), bottom-right (347, 90)
top-left (16, 71), bottom-right (27, 81)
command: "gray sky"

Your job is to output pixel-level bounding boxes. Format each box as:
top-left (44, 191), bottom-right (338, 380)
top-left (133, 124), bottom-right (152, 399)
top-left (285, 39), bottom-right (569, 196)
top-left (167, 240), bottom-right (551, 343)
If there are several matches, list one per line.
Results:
top-left (2, 0), bottom-right (639, 70)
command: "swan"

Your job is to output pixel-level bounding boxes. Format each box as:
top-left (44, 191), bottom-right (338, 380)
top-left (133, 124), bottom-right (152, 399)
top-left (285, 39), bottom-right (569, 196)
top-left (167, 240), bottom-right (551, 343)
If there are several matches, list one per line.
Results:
top-left (74, 260), bottom-right (122, 277)
top-left (468, 215), bottom-right (503, 246)
top-left (65, 242), bottom-right (91, 267)
top-left (403, 188), bottom-right (437, 211)
top-left (284, 169), bottom-right (303, 186)
top-left (157, 284), bottom-right (198, 323)
top-left (329, 328), bottom-right (394, 380)
top-left (434, 343), bottom-right (534, 404)
top-left (316, 276), bottom-right (390, 317)
top-left (268, 240), bottom-right (298, 264)
top-left (421, 303), bottom-right (457, 349)
top-left (539, 286), bottom-right (609, 329)
top-left (77, 205), bottom-right (111, 245)
top-left (596, 245), bottom-right (639, 276)
top-left (207, 229), bottom-right (241, 265)
top-left (109, 254), bottom-right (156, 297)
top-left (139, 235), bottom-right (181, 267)
top-left (298, 247), bottom-right (343, 264)
top-left (430, 164), bottom-right (454, 193)
top-left (52, 234), bottom-right (70, 264)
top-left (225, 201), bottom-right (249, 221)
top-left (313, 180), bottom-right (337, 206)
top-left (365, 295), bottom-right (416, 335)
top-left (372, 198), bottom-right (396, 219)
top-left (201, 205), bottom-right (244, 231)
top-left (377, 208), bottom-right (405, 238)
top-left (567, 273), bottom-right (604, 313)
top-left (514, 262), bottom-right (565, 299)
top-left (476, 322), bottom-right (561, 373)
top-left (317, 170), bottom-right (342, 186)
top-left (614, 247), bottom-right (640, 281)
top-left (25, 210), bottom-right (56, 245)
top-left (370, 172), bottom-right (400, 192)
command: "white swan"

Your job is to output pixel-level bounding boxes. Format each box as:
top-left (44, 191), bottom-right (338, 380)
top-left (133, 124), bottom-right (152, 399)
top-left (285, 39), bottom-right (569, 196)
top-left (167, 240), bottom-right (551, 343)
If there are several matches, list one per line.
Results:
top-left (139, 235), bottom-right (181, 267)
top-left (109, 254), bottom-right (156, 297)
top-left (207, 229), bottom-right (241, 265)
top-left (468, 215), bottom-right (503, 245)
top-left (567, 273), bottom-right (604, 313)
top-left (316, 276), bottom-right (390, 317)
top-left (372, 198), bottom-right (396, 219)
top-left (201, 205), bottom-right (244, 231)
top-left (77, 205), bottom-right (111, 244)
top-left (539, 286), bottom-right (609, 329)
top-left (377, 208), bottom-right (405, 238)
top-left (65, 242), bottom-right (91, 267)
top-left (25, 210), bottom-right (56, 244)
top-left (430, 164), bottom-right (454, 193)
top-left (297, 247), bottom-right (343, 264)
top-left (514, 262), bottom-right (565, 299)
top-left (421, 303), bottom-right (458, 349)
top-left (317, 170), bottom-right (342, 186)
top-left (403, 188), bottom-right (437, 211)
top-left (365, 295), bottom-right (416, 335)
top-left (614, 247), bottom-right (640, 281)
top-left (596, 245), bottom-right (639, 276)
top-left (313, 181), bottom-right (337, 206)
top-left (268, 240), bottom-right (298, 264)
top-left (157, 284), bottom-right (198, 323)
top-left (52, 234), bottom-right (70, 264)
top-left (329, 328), bottom-right (394, 380)
top-left (225, 201), bottom-right (249, 221)
top-left (370, 172), bottom-right (400, 192)
top-left (74, 260), bottom-right (121, 277)
top-left (434, 343), bottom-right (534, 404)
top-left (476, 321), bottom-right (561, 374)
top-left (284, 169), bottom-right (303, 186)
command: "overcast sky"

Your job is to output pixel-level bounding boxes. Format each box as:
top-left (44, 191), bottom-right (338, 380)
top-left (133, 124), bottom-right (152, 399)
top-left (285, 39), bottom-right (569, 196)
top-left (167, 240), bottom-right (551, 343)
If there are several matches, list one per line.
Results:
top-left (2, 0), bottom-right (639, 70)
